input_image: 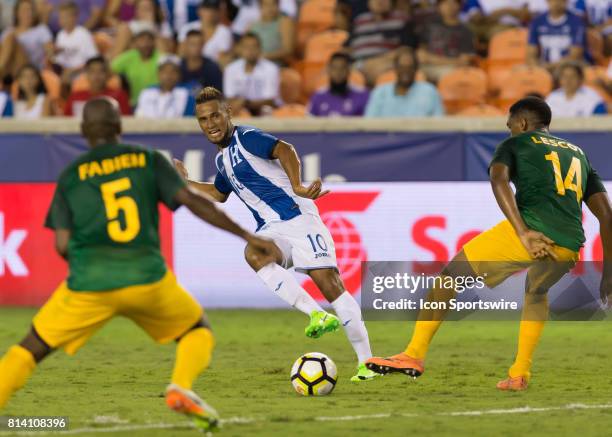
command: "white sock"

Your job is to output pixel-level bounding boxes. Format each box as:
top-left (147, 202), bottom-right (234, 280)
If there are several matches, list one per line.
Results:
top-left (256, 263), bottom-right (324, 316)
top-left (331, 291), bottom-right (372, 363)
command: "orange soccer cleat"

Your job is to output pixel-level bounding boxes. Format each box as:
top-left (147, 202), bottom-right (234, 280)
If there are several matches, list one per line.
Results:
top-left (365, 353), bottom-right (425, 378)
top-left (165, 384), bottom-right (220, 431)
top-left (496, 376), bottom-right (528, 391)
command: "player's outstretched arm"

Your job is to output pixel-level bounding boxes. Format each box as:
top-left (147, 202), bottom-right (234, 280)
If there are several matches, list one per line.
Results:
top-left (272, 141), bottom-right (330, 200)
top-left (173, 159), bottom-right (229, 202)
top-left (586, 192), bottom-right (612, 307)
top-left (489, 163), bottom-right (557, 260)
top-left (174, 186), bottom-right (277, 258)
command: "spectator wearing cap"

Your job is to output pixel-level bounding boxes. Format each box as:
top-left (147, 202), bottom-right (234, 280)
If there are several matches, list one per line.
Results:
top-left (178, 0), bottom-right (233, 64)
top-left (179, 29), bottom-right (223, 98)
top-left (135, 55), bottom-right (196, 118)
top-left (527, 0), bottom-right (587, 69)
top-left (110, 0), bottom-right (173, 59)
top-left (308, 52), bottom-right (369, 117)
top-left (224, 32), bottom-right (280, 116)
top-left (0, 0), bottom-right (53, 79)
top-left (418, 0), bottom-right (475, 82)
top-left (365, 47), bottom-right (444, 117)
top-left (65, 56), bottom-right (132, 117)
top-left (52, 2), bottom-right (98, 79)
top-left (346, 0), bottom-right (417, 85)
top-left (41, 0), bottom-right (105, 33)
top-left (546, 61), bottom-right (607, 117)
top-left (111, 23), bottom-right (160, 106)
top-left (248, 0), bottom-right (296, 66)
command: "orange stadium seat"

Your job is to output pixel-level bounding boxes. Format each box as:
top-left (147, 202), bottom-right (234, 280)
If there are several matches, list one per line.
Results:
top-left (303, 29), bottom-right (348, 63)
top-left (487, 28), bottom-right (528, 92)
top-left (280, 68), bottom-right (303, 104)
top-left (584, 66), bottom-right (612, 103)
top-left (273, 103), bottom-right (308, 117)
top-left (456, 103), bottom-right (504, 117)
top-left (437, 67), bottom-right (488, 114)
top-left (297, 0), bottom-right (336, 51)
top-left (71, 73), bottom-right (122, 92)
top-left (495, 66), bottom-right (553, 111)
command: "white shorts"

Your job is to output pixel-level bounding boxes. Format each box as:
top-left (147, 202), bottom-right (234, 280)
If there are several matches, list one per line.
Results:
top-left (256, 214), bottom-right (338, 273)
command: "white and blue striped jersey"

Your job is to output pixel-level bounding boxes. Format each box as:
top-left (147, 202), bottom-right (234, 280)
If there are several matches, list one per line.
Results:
top-left (214, 125), bottom-right (318, 230)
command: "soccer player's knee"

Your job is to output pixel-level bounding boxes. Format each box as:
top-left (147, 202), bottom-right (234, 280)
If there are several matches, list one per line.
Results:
top-left (244, 244), bottom-right (269, 270)
top-left (19, 329), bottom-right (52, 363)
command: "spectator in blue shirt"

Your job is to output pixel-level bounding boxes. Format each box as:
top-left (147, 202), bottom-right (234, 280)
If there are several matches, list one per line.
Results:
top-left (365, 47), bottom-right (444, 117)
top-left (158, 0), bottom-right (201, 33)
top-left (0, 90), bottom-right (14, 117)
top-left (527, 0), bottom-right (587, 69)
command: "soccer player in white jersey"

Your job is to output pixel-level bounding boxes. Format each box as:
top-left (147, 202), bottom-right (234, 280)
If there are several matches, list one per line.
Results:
top-left (175, 87), bottom-right (379, 381)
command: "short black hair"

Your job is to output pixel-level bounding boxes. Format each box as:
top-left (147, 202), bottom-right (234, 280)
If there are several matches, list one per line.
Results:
top-left (509, 96), bottom-right (552, 128)
top-left (329, 52), bottom-right (352, 65)
top-left (85, 55), bottom-right (108, 69)
top-left (558, 61), bottom-right (584, 81)
top-left (241, 31), bottom-right (261, 46)
top-left (185, 29), bottom-right (203, 39)
top-left (196, 86), bottom-right (226, 105)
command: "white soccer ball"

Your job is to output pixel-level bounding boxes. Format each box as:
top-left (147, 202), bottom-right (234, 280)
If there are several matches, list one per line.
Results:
top-left (290, 352), bottom-right (337, 396)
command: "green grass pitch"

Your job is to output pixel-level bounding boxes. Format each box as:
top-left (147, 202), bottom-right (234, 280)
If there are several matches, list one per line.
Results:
top-left (1, 308), bottom-right (611, 437)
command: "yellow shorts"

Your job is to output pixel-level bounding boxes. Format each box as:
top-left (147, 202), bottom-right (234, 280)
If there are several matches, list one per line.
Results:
top-left (33, 270), bottom-right (203, 355)
top-left (462, 220), bottom-right (579, 292)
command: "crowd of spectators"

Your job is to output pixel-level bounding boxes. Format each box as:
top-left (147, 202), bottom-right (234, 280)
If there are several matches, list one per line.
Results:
top-left (0, 0), bottom-right (609, 119)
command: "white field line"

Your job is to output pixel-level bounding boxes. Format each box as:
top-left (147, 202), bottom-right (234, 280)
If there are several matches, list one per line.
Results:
top-left (1, 402), bottom-right (611, 435)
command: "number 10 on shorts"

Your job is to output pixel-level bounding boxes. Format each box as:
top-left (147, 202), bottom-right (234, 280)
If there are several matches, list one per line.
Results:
top-left (307, 234), bottom-right (328, 253)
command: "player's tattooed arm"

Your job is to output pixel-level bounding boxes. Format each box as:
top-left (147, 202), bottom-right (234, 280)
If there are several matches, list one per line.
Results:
top-left (586, 192), bottom-right (612, 308)
top-left (489, 163), bottom-right (557, 260)
top-left (54, 229), bottom-right (70, 260)
top-left (174, 186), bottom-right (277, 260)
top-left (173, 159), bottom-right (229, 202)
top-left (272, 141), bottom-right (330, 200)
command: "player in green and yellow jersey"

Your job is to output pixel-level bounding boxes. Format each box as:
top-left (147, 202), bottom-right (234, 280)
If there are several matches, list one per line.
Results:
top-left (366, 97), bottom-right (612, 390)
top-left (0, 98), bottom-right (277, 430)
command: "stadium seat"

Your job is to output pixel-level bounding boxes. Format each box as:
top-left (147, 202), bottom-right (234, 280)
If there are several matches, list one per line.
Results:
top-left (495, 66), bottom-right (553, 111)
top-left (273, 103), bottom-right (308, 117)
top-left (437, 67), bottom-right (488, 114)
top-left (71, 73), bottom-right (122, 92)
top-left (584, 66), bottom-right (612, 103)
top-left (487, 28), bottom-right (528, 92)
top-left (374, 69), bottom-right (426, 86)
top-left (280, 68), bottom-right (303, 104)
top-left (303, 29), bottom-right (348, 63)
top-left (93, 32), bottom-right (114, 56)
top-left (456, 103), bottom-right (504, 117)
top-left (586, 28), bottom-right (606, 66)
top-left (297, 0), bottom-right (336, 52)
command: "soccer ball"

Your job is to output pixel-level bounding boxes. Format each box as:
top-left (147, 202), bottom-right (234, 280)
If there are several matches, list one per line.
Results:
top-left (290, 352), bottom-right (337, 396)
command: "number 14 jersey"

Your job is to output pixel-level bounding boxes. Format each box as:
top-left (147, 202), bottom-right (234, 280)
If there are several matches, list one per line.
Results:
top-left (490, 130), bottom-right (606, 252)
top-left (45, 143), bottom-right (186, 291)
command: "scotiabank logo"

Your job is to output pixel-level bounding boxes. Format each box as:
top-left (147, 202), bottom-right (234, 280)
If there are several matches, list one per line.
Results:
top-left (301, 192), bottom-right (379, 300)
top-left (0, 212), bottom-right (28, 276)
